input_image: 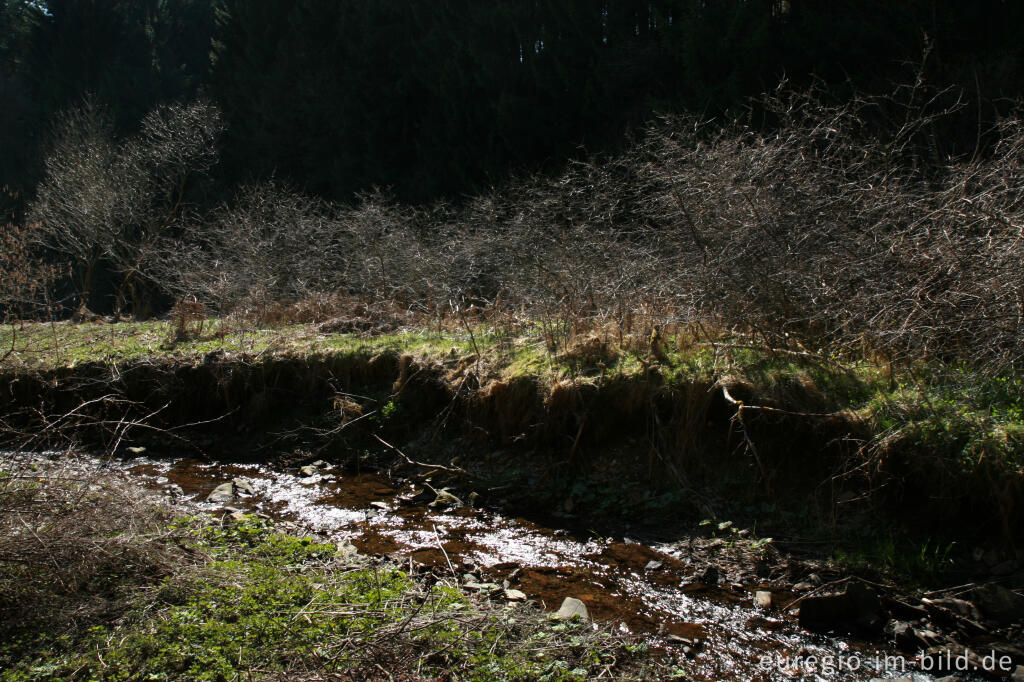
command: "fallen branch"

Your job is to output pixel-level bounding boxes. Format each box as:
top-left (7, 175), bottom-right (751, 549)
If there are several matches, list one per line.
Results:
top-left (372, 434), bottom-right (466, 476)
top-left (719, 383), bottom-right (855, 420)
top-left (720, 384), bottom-right (770, 491)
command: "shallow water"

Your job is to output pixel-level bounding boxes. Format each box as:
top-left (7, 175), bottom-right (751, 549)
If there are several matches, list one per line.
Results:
top-left (10, 451), bottom-right (943, 681)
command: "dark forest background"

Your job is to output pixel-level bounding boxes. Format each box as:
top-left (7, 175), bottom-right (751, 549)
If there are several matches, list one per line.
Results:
top-left (2, 0), bottom-right (1022, 205)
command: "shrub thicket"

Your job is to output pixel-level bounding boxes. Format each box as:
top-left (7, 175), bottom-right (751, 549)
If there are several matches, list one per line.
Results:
top-left (16, 75), bottom-right (1024, 373)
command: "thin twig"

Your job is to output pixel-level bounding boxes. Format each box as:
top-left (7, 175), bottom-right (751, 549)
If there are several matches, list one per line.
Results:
top-left (372, 434), bottom-right (466, 476)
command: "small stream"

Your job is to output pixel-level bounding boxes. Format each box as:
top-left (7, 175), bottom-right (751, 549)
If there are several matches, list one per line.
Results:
top-left (18, 451), bottom-right (942, 681)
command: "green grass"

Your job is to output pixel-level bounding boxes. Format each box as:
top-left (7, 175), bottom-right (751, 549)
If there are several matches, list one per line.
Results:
top-left (0, 319), bottom-right (484, 368)
top-left (832, 531), bottom-right (959, 582)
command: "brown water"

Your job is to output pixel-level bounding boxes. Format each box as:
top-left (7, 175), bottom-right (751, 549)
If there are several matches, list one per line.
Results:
top-left (23, 451), bottom-right (942, 681)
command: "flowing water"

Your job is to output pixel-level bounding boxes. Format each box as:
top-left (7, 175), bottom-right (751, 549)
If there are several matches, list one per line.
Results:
top-left (13, 451), bottom-right (944, 681)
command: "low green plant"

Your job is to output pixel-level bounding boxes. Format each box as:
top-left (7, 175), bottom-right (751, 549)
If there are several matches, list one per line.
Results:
top-left (833, 532), bottom-right (958, 581)
top-left (2, 510), bottom-right (661, 681)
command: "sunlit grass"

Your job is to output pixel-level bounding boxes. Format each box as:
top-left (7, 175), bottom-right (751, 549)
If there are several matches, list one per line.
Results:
top-left (3, 319), bottom-right (1023, 474)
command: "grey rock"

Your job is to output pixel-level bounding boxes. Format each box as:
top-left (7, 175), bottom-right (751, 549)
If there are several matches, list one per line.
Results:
top-left (369, 501), bottom-right (388, 510)
top-left (883, 595), bottom-right (928, 620)
top-left (916, 629), bottom-right (945, 648)
top-left (555, 597), bottom-right (590, 621)
top-left (699, 566), bottom-right (719, 585)
top-left (888, 620), bottom-right (913, 646)
top-left (504, 589), bottom-right (527, 601)
top-left (299, 465), bottom-right (319, 477)
top-left (755, 591), bottom-right (772, 608)
top-left (889, 620), bottom-right (944, 650)
top-left (232, 478), bottom-right (254, 496)
top-left (798, 581), bottom-right (883, 633)
top-left (206, 479), bottom-right (254, 504)
top-left (923, 597), bottom-right (984, 623)
top-left (970, 584), bottom-right (1024, 625)
top-left (645, 560), bottom-right (664, 571)
top-left (207, 482), bottom-right (236, 504)
top-left (464, 582), bottom-right (500, 592)
top-left (430, 488), bottom-right (464, 509)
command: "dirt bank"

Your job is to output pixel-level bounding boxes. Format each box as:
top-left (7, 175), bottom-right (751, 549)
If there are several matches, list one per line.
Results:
top-left (1, 342), bottom-right (1021, 548)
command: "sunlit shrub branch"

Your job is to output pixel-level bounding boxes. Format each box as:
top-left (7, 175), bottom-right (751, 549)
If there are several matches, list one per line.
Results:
top-left (13, 72), bottom-right (1024, 373)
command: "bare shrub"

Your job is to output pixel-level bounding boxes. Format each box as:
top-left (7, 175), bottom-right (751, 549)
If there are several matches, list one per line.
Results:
top-left (1, 188), bottom-right (60, 324)
top-left (151, 72), bottom-right (1024, 371)
top-left (0, 458), bottom-right (189, 636)
top-left (623, 74), bottom-right (1024, 371)
top-left (160, 182), bottom-right (337, 319)
top-left (29, 98), bottom-right (223, 316)
top-left (29, 100), bottom-right (134, 312)
top-left (168, 295), bottom-right (208, 341)
top-left (164, 185), bottom-right (444, 325)
top-left (334, 189), bottom-right (439, 305)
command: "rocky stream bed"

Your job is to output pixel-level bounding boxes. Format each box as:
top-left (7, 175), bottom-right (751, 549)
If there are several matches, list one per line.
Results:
top-left (8, 449), bottom-right (1023, 681)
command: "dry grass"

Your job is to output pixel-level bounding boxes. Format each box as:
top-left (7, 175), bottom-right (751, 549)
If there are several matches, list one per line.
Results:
top-left (0, 455), bottom-right (193, 637)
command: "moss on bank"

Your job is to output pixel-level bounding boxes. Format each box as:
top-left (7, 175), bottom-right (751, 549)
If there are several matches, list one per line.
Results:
top-left (2, 319), bottom-right (1023, 545)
